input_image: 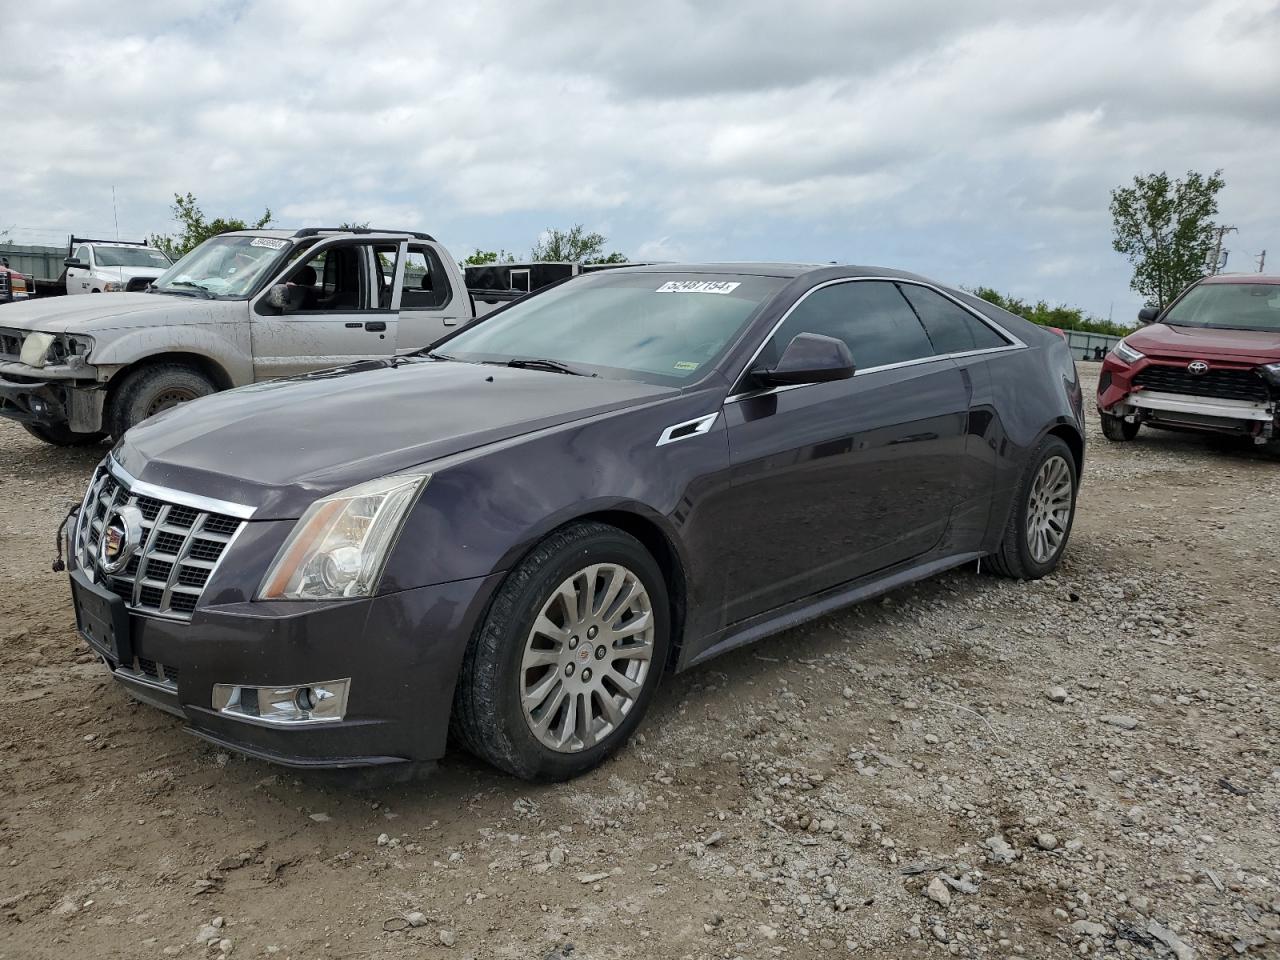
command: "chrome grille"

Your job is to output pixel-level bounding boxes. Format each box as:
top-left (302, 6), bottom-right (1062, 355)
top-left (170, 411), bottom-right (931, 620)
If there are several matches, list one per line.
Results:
top-left (75, 462), bottom-right (248, 621)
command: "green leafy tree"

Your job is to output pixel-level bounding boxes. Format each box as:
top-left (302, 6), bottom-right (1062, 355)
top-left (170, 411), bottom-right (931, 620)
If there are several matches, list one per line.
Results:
top-left (1109, 169), bottom-right (1225, 310)
top-left (462, 248), bottom-right (517, 266)
top-left (148, 192), bottom-right (273, 260)
top-left (969, 287), bottom-right (1130, 337)
top-left (530, 224), bottom-right (627, 264)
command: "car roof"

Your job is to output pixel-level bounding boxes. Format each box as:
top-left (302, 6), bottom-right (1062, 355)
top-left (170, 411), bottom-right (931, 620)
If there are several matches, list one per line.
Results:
top-left (606, 262), bottom-right (932, 281)
top-left (1200, 273), bottom-right (1280, 286)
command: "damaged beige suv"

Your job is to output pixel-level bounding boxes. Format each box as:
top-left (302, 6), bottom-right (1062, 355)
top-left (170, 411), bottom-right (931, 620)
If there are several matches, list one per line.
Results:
top-left (0, 227), bottom-right (497, 444)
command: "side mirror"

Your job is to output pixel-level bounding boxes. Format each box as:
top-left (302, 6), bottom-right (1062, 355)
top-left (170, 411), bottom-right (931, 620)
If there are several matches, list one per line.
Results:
top-left (1137, 307), bottom-right (1159, 324)
top-left (64, 257), bottom-right (84, 269)
top-left (753, 333), bottom-right (855, 388)
top-left (266, 283), bottom-right (298, 312)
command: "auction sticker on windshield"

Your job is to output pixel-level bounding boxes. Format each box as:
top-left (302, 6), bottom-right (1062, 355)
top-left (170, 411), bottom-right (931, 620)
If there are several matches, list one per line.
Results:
top-left (656, 281), bottom-right (741, 295)
top-left (250, 238), bottom-right (288, 249)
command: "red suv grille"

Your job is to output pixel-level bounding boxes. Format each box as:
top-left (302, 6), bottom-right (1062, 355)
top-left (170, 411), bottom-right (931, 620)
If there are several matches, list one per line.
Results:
top-left (1134, 364), bottom-right (1269, 403)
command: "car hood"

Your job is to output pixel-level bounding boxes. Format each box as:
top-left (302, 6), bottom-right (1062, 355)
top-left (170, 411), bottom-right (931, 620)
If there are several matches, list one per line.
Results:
top-left (0, 292), bottom-right (239, 334)
top-left (1128, 322), bottom-right (1280, 363)
top-left (114, 358), bottom-right (677, 519)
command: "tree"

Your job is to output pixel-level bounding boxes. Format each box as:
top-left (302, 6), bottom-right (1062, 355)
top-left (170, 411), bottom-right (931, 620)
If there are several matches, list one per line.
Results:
top-left (462, 249), bottom-right (517, 266)
top-left (1109, 169), bottom-right (1225, 310)
top-left (969, 287), bottom-right (1130, 337)
top-left (148, 192), bottom-right (273, 260)
top-left (530, 224), bottom-right (627, 264)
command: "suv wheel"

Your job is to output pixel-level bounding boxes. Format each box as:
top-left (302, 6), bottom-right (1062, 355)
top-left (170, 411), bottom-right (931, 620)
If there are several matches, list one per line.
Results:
top-left (986, 435), bottom-right (1078, 580)
top-left (452, 522), bottom-right (670, 781)
top-left (1100, 412), bottom-right (1140, 441)
top-left (22, 423), bottom-right (106, 446)
top-left (107, 363), bottom-right (215, 438)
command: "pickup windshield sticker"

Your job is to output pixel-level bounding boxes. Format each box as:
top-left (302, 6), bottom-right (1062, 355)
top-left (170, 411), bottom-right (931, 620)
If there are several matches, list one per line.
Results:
top-left (249, 237), bottom-right (287, 249)
top-left (674, 361), bottom-right (700, 370)
top-left (656, 280), bottom-right (741, 295)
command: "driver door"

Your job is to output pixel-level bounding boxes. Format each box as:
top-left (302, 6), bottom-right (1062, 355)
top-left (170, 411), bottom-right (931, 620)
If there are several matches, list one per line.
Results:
top-left (250, 240), bottom-right (398, 379)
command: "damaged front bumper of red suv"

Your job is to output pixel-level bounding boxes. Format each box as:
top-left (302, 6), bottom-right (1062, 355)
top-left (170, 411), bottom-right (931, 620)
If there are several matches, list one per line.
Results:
top-left (1098, 353), bottom-right (1280, 443)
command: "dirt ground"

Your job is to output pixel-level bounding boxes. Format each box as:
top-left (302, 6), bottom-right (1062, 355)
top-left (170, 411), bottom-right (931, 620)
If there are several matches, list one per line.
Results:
top-left (1, 363), bottom-right (1277, 960)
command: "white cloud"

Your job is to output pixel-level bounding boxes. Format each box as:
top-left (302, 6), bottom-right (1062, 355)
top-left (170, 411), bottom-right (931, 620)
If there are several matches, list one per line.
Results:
top-left (1, 0), bottom-right (1277, 320)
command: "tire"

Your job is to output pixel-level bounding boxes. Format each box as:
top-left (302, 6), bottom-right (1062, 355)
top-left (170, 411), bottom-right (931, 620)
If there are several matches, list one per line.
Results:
top-left (22, 423), bottom-right (106, 446)
top-left (985, 435), bottom-right (1079, 580)
top-left (106, 363), bottom-right (216, 439)
top-left (451, 521), bottom-right (670, 781)
top-left (1100, 412), bottom-right (1139, 441)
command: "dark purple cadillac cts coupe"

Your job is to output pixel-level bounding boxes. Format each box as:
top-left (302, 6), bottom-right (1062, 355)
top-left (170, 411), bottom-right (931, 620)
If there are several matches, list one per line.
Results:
top-left (67, 263), bottom-right (1083, 780)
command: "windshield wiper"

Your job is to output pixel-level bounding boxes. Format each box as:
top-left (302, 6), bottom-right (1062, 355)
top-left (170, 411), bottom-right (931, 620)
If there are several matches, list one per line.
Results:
top-left (504, 358), bottom-right (595, 377)
top-left (165, 281), bottom-right (215, 299)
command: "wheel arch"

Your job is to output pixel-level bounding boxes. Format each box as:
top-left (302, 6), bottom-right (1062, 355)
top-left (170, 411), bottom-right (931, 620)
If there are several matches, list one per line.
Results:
top-left (576, 508), bottom-right (688, 671)
top-left (107, 351), bottom-right (236, 396)
top-left (1045, 421), bottom-right (1084, 479)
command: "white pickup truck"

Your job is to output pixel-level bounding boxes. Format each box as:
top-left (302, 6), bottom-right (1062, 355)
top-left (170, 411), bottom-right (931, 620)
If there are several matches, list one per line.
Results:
top-left (0, 227), bottom-right (503, 444)
top-left (62, 237), bottom-right (173, 294)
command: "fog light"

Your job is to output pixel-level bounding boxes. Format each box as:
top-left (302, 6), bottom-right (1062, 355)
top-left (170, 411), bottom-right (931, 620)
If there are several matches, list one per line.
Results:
top-left (212, 678), bottom-right (349, 726)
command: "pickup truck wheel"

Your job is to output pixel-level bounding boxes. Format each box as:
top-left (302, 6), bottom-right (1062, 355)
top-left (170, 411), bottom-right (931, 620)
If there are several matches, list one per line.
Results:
top-left (451, 522), bottom-right (670, 781)
top-left (985, 435), bottom-right (1078, 580)
top-left (22, 423), bottom-right (106, 446)
top-left (1100, 412), bottom-right (1140, 441)
top-left (107, 364), bottom-right (215, 438)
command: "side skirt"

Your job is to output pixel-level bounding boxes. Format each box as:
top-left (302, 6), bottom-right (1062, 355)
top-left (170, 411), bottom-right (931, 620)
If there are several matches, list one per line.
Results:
top-left (680, 550), bottom-right (984, 671)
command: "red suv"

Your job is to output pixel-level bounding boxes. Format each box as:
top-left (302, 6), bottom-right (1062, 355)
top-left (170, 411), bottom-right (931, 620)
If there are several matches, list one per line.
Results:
top-left (1097, 275), bottom-right (1280, 449)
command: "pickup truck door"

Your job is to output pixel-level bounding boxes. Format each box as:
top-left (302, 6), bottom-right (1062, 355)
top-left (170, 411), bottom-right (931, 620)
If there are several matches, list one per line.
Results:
top-left (249, 239), bottom-right (398, 380)
top-left (66, 245), bottom-right (93, 293)
top-left (393, 242), bottom-right (471, 351)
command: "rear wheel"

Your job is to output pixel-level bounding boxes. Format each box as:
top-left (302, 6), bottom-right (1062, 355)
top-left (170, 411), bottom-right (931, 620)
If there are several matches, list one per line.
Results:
top-left (451, 522), bottom-right (669, 781)
top-left (22, 423), bottom-right (106, 446)
top-left (986, 435), bottom-right (1078, 580)
top-left (107, 363), bottom-right (215, 438)
top-left (1100, 412), bottom-right (1140, 441)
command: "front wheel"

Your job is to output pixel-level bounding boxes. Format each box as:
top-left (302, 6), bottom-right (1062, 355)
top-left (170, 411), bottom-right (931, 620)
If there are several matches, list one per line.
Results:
top-left (986, 435), bottom-right (1079, 580)
top-left (106, 363), bottom-right (215, 438)
top-left (451, 522), bottom-right (670, 781)
top-left (22, 423), bottom-right (106, 446)
top-left (1100, 412), bottom-right (1140, 441)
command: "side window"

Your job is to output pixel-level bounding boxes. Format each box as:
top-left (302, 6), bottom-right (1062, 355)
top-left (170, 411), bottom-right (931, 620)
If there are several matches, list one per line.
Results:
top-left (401, 246), bottom-right (452, 311)
top-left (373, 245), bottom-right (401, 309)
top-left (75, 245), bottom-right (91, 265)
top-left (279, 246), bottom-right (367, 311)
top-left (898, 284), bottom-right (1009, 354)
top-left (761, 280), bottom-right (935, 371)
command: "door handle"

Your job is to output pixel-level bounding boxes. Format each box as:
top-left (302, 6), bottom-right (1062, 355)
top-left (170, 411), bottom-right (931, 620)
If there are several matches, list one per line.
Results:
top-left (365, 321), bottom-right (387, 332)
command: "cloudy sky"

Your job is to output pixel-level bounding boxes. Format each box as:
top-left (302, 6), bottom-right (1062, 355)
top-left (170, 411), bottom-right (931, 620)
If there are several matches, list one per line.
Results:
top-left (2, 0), bottom-right (1277, 321)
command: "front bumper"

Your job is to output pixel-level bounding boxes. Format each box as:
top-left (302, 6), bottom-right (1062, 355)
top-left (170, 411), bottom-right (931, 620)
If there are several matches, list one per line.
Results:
top-left (75, 568), bottom-right (505, 767)
top-left (0, 361), bottom-right (103, 431)
top-left (1098, 357), bottom-right (1277, 440)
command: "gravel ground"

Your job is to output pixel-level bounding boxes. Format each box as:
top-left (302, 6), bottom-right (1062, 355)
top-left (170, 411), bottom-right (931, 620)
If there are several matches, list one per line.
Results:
top-left (1, 363), bottom-right (1277, 960)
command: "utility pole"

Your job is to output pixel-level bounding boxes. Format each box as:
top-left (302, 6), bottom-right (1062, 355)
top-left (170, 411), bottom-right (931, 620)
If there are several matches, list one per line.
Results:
top-left (1208, 225), bottom-right (1237, 275)
top-left (1257, 249), bottom-right (1267, 273)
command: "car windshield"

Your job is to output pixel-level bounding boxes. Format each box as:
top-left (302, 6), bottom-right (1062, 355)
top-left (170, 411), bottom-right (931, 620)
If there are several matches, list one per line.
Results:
top-left (1164, 283), bottom-right (1280, 332)
top-left (438, 271), bottom-right (787, 384)
top-left (93, 246), bottom-right (171, 268)
top-left (152, 235), bottom-right (291, 298)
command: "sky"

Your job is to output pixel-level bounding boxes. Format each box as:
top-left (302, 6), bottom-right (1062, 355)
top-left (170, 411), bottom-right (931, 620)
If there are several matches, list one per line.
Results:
top-left (2, 0), bottom-right (1278, 324)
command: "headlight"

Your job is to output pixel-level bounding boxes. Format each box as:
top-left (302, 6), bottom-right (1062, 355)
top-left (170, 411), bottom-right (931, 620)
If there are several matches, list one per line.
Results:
top-left (19, 332), bottom-right (56, 368)
top-left (103, 281), bottom-right (124, 292)
top-left (258, 473), bottom-right (429, 600)
top-left (1112, 340), bottom-right (1144, 364)
top-left (1260, 362), bottom-right (1280, 388)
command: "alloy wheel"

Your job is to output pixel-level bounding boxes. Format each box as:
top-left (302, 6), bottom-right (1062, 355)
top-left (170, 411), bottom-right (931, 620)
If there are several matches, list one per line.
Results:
top-left (520, 562), bottom-right (655, 753)
top-left (1025, 454), bottom-right (1073, 564)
